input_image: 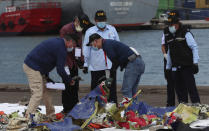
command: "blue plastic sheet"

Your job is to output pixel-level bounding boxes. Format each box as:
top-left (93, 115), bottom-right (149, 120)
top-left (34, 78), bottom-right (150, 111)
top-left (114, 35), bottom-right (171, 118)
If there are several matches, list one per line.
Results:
top-left (38, 117), bottom-right (80, 131)
top-left (68, 85), bottom-right (107, 119)
top-left (35, 85), bottom-right (108, 130)
top-left (68, 96), bottom-right (96, 119)
top-left (128, 101), bottom-right (176, 118)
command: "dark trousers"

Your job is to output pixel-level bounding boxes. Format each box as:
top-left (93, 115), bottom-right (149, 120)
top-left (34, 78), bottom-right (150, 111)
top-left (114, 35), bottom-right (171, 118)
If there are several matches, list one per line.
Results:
top-left (109, 68), bottom-right (117, 103)
top-left (172, 66), bottom-right (200, 103)
top-left (164, 59), bottom-right (176, 106)
top-left (62, 66), bottom-right (79, 113)
top-left (91, 69), bottom-right (117, 103)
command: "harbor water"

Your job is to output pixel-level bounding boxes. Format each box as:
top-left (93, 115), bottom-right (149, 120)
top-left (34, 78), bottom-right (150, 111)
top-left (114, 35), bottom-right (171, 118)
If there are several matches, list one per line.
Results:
top-left (0, 29), bottom-right (209, 86)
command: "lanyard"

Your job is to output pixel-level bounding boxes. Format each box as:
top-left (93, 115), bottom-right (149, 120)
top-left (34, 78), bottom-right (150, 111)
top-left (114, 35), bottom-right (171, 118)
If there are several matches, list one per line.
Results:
top-left (103, 39), bottom-right (108, 67)
top-left (104, 51), bottom-right (107, 67)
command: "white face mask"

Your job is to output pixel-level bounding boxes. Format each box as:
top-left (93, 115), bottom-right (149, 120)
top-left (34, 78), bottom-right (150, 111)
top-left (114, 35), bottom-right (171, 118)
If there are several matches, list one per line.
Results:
top-left (75, 25), bottom-right (83, 32)
top-left (67, 47), bottom-right (74, 52)
top-left (169, 26), bottom-right (176, 34)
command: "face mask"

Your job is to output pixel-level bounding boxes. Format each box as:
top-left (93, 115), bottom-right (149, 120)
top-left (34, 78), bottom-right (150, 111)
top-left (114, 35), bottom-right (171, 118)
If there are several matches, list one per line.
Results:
top-left (67, 47), bottom-right (74, 52)
top-left (92, 46), bottom-right (99, 51)
top-left (75, 25), bottom-right (83, 32)
top-left (97, 22), bottom-right (106, 29)
top-left (169, 26), bottom-right (176, 34)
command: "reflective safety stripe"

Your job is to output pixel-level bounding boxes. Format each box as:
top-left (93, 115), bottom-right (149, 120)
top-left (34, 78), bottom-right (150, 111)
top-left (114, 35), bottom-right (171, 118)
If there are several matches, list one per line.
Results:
top-left (176, 37), bottom-right (186, 41)
top-left (167, 39), bottom-right (174, 43)
top-left (165, 33), bottom-right (169, 36)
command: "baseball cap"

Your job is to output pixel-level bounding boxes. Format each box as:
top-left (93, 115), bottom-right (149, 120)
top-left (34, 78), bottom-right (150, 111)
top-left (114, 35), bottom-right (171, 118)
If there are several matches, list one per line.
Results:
top-left (166, 10), bottom-right (180, 25)
top-left (94, 10), bottom-right (107, 21)
top-left (86, 33), bottom-right (101, 46)
top-left (78, 14), bottom-right (91, 28)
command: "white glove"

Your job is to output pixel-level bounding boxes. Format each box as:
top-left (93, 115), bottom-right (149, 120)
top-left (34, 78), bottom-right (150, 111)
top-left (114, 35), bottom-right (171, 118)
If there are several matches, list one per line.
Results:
top-left (163, 54), bottom-right (167, 60)
top-left (105, 70), bottom-right (110, 78)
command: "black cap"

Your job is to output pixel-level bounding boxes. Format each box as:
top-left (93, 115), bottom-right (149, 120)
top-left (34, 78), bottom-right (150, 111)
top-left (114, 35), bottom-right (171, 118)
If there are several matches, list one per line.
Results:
top-left (86, 33), bottom-right (101, 46)
top-left (78, 14), bottom-right (91, 28)
top-left (166, 10), bottom-right (180, 25)
top-left (94, 10), bottom-right (107, 21)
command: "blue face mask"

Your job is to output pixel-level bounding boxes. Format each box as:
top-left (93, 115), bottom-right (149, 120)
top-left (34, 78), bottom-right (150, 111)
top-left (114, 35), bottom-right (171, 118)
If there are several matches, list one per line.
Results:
top-left (97, 22), bottom-right (106, 29)
top-left (67, 47), bottom-right (74, 52)
top-left (92, 46), bottom-right (99, 51)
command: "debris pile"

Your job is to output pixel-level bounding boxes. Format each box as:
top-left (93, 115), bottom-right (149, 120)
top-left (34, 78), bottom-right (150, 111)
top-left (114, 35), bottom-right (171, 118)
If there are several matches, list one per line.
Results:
top-left (1, 82), bottom-right (209, 131)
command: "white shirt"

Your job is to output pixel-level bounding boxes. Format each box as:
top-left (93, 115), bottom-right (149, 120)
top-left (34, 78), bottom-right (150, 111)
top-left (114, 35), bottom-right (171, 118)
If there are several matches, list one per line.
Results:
top-left (82, 24), bottom-right (120, 71)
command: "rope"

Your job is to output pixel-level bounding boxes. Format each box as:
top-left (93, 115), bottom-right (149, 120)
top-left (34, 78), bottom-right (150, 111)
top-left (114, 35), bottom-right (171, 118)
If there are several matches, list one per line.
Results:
top-left (81, 101), bottom-right (99, 129)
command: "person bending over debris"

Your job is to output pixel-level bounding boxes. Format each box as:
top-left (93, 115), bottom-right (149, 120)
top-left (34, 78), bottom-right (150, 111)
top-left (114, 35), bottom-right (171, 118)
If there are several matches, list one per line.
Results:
top-left (23, 33), bottom-right (79, 119)
top-left (86, 33), bottom-right (145, 102)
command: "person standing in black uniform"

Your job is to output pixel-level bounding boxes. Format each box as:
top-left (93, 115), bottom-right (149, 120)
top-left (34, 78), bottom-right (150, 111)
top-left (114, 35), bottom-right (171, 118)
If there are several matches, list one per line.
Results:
top-left (164, 10), bottom-right (200, 104)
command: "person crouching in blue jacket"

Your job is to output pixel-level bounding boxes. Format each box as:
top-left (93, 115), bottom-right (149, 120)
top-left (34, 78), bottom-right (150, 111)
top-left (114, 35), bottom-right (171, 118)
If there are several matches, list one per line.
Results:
top-left (86, 33), bottom-right (145, 103)
top-left (23, 33), bottom-right (79, 119)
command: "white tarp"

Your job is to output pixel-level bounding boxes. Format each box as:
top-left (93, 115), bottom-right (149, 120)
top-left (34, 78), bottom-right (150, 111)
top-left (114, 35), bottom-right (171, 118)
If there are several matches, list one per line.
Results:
top-left (0, 103), bottom-right (63, 117)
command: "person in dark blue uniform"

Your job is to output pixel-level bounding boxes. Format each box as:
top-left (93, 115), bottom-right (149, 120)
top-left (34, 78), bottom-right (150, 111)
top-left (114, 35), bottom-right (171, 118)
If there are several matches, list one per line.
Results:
top-left (86, 33), bottom-right (145, 101)
top-left (165, 10), bottom-right (200, 104)
top-left (23, 33), bottom-right (79, 118)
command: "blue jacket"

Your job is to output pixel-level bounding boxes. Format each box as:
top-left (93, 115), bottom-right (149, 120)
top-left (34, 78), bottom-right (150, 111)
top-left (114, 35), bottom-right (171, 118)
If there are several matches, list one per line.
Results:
top-left (24, 38), bottom-right (71, 83)
top-left (102, 39), bottom-right (134, 68)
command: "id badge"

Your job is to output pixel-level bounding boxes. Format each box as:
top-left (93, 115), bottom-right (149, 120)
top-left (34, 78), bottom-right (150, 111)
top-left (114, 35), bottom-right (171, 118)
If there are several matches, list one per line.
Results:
top-left (75, 48), bottom-right (81, 57)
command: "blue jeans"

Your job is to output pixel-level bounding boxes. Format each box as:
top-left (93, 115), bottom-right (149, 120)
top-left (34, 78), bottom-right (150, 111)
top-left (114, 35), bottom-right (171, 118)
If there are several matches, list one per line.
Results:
top-left (121, 56), bottom-right (145, 98)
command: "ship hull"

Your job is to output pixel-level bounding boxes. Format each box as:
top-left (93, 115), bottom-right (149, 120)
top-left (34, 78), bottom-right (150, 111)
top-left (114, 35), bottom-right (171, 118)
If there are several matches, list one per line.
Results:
top-left (0, 2), bottom-right (61, 35)
top-left (81, 0), bottom-right (159, 27)
top-left (56, 0), bottom-right (158, 27)
top-left (0, 0), bottom-right (158, 35)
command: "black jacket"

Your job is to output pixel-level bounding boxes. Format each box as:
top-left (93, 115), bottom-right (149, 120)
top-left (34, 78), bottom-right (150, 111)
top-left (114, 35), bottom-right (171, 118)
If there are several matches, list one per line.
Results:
top-left (164, 24), bottom-right (193, 67)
